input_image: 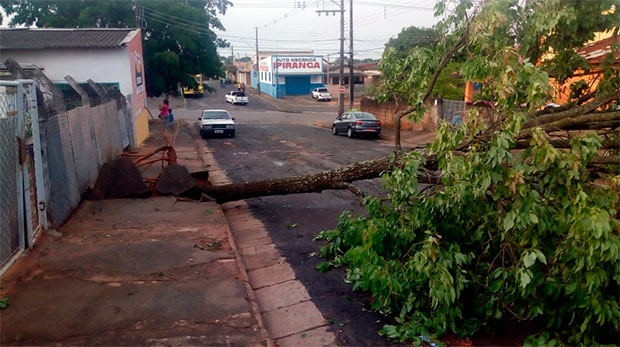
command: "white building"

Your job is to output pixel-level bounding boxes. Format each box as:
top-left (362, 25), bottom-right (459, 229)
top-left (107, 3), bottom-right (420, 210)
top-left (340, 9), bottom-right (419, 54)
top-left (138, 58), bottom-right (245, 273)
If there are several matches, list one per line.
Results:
top-left (0, 28), bottom-right (149, 144)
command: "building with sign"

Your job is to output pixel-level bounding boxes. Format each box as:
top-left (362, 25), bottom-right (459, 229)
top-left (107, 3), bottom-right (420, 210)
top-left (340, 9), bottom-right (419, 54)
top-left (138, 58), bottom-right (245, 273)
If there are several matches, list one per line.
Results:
top-left (251, 51), bottom-right (325, 99)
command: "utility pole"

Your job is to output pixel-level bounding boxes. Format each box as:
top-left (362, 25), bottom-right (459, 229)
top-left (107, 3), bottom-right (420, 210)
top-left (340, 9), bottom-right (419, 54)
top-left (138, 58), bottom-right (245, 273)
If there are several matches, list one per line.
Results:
top-left (231, 45), bottom-right (235, 82)
top-left (316, 1), bottom-right (345, 116)
top-left (326, 53), bottom-right (330, 85)
top-left (134, 5), bottom-right (140, 28)
top-left (255, 27), bottom-right (261, 95)
top-left (338, 0), bottom-right (345, 116)
top-left (348, 0), bottom-right (354, 109)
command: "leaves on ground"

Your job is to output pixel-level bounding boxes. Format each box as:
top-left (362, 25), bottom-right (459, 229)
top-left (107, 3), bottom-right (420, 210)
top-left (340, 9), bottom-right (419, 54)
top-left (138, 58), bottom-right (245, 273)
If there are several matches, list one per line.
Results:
top-left (194, 238), bottom-right (222, 251)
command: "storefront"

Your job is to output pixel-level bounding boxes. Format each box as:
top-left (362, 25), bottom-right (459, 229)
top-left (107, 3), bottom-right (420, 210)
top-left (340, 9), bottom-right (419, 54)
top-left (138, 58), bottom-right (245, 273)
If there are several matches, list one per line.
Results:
top-left (251, 54), bottom-right (325, 98)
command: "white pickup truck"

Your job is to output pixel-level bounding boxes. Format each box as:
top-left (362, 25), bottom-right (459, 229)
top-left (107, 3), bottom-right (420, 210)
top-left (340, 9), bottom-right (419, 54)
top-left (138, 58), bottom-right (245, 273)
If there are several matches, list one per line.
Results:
top-left (225, 91), bottom-right (248, 105)
top-left (311, 87), bottom-right (332, 101)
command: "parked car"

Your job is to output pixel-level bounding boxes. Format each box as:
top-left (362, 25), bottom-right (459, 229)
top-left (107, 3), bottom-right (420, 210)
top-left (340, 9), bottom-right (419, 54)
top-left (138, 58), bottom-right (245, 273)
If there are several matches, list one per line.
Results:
top-left (332, 111), bottom-right (381, 138)
top-left (311, 87), bottom-right (332, 101)
top-left (199, 109), bottom-right (235, 138)
top-left (225, 91), bottom-right (248, 105)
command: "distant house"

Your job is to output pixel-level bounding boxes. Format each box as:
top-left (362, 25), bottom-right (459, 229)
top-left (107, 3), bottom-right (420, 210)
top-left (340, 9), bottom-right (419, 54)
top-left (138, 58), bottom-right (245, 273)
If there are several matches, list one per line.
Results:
top-left (235, 61), bottom-right (252, 86)
top-left (0, 28), bottom-right (149, 145)
top-left (325, 65), bottom-right (365, 86)
top-left (356, 62), bottom-right (381, 87)
top-left (551, 34), bottom-right (620, 104)
top-left (464, 33), bottom-right (620, 105)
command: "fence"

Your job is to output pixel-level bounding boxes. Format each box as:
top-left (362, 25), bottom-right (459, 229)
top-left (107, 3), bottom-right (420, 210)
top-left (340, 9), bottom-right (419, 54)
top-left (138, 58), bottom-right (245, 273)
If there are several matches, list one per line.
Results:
top-left (0, 77), bottom-right (133, 269)
top-left (42, 100), bottom-right (129, 227)
top-left (440, 99), bottom-right (466, 125)
top-left (0, 82), bottom-right (21, 266)
top-left (0, 80), bottom-right (42, 269)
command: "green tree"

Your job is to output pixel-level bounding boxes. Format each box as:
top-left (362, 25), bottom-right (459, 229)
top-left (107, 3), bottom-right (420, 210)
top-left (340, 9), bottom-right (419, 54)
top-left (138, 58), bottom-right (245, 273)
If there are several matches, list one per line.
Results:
top-left (378, 25), bottom-right (464, 110)
top-left (385, 25), bottom-right (438, 54)
top-left (318, 0), bottom-right (620, 345)
top-left (1, 0), bottom-right (230, 96)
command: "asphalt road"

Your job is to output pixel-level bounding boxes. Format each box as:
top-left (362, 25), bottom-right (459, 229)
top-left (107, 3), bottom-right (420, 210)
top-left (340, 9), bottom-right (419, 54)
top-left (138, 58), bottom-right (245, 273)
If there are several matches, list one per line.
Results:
top-left (201, 116), bottom-right (398, 346)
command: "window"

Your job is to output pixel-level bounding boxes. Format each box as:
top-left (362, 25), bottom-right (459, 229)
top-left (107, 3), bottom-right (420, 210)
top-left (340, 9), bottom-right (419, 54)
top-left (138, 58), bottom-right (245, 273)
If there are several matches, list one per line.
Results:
top-left (353, 112), bottom-right (377, 120)
top-left (269, 72), bottom-right (272, 82)
top-left (310, 75), bottom-right (322, 84)
top-left (202, 111), bottom-right (231, 119)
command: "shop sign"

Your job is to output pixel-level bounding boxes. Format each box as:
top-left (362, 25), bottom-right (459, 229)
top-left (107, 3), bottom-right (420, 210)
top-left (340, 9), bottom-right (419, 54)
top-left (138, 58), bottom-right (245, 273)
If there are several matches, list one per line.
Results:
top-left (273, 56), bottom-right (322, 74)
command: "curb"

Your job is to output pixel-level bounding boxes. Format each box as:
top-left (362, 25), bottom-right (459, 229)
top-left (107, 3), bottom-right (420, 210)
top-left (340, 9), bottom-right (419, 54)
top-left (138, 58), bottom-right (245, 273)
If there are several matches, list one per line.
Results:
top-left (186, 121), bottom-right (274, 347)
top-left (313, 121), bottom-right (331, 129)
top-left (247, 90), bottom-right (301, 113)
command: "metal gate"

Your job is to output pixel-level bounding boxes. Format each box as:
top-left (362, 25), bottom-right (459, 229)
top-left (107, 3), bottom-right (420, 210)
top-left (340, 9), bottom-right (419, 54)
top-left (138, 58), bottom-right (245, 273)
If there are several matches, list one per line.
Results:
top-left (284, 76), bottom-right (312, 95)
top-left (0, 80), bottom-right (42, 270)
top-left (441, 99), bottom-right (466, 125)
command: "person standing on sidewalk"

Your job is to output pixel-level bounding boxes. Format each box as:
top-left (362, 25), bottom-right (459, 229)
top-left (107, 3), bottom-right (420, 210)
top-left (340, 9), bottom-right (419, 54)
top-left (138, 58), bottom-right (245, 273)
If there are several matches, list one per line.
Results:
top-left (159, 99), bottom-right (170, 123)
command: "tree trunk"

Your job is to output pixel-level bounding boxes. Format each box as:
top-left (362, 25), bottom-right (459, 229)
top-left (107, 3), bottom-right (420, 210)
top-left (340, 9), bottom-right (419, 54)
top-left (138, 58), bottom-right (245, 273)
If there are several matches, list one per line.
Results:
top-left (394, 115), bottom-right (402, 152)
top-left (202, 155), bottom-right (438, 203)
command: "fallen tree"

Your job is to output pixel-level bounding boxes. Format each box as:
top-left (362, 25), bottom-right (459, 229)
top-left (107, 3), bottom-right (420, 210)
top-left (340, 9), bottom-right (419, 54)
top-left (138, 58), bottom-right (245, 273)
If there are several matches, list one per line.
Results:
top-left (203, 155), bottom-right (440, 203)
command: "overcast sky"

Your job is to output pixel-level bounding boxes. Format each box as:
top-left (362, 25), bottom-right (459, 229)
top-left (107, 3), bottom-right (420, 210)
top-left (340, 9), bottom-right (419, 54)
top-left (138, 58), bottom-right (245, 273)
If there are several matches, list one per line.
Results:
top-left (0, 0), bottom-right (440, 60)
top-left (216, 0), bottom-right (439, 60)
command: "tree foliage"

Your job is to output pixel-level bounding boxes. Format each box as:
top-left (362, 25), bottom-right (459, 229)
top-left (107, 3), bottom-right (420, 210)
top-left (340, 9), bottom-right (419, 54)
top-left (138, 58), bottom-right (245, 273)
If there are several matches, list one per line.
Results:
top-left (317, 0), bottom-right (620, 344)
top-left (0, 0), bottom-right (230, 96)
top-left (385, 25), bottom-right (439, 54)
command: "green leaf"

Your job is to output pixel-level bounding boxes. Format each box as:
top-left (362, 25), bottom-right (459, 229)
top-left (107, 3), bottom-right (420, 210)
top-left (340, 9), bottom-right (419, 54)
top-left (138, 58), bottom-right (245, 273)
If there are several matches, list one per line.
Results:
top-left (533, 249), bottom-right (547, 264)
top-left (503, 212), bottom-right (515, 231)
top-left (520, 271), bottom-right (531, 288)
top-left (523, 252), bottom-right (537, 268)
top-left (286, 223), bottom-right (299, 228)
top-left (316, 262), bottom-right (332, 273)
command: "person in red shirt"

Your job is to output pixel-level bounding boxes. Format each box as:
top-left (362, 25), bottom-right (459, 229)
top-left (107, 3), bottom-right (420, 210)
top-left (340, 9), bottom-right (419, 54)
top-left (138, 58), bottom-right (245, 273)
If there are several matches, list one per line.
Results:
top-left (159, 99), bottom-right (170, 121)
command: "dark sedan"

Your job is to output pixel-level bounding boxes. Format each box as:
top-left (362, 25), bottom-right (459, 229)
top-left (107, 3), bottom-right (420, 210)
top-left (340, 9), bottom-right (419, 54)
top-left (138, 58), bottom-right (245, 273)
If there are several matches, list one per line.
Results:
top-left (332, 111), bottom-right (381, 138)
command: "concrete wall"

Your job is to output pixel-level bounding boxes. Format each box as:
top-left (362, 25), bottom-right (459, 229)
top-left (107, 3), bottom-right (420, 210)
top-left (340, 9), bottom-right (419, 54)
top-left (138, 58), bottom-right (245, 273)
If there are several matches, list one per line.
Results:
top-left (360, 97), bottom-right (439, 131)
top-left (3, 48), bottom-right (132, 95)
top-left (126, 30), bottom-right (148, 145)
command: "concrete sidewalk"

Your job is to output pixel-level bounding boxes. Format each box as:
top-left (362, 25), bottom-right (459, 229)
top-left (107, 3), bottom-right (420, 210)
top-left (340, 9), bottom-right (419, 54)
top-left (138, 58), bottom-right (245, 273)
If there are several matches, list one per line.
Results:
top-left (0, 123), bottom-right (270, 346)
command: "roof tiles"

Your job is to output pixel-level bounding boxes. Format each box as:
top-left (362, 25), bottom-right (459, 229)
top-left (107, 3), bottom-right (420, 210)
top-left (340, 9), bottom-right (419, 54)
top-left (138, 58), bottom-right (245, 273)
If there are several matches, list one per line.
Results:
top-left (0, 28), bottom-right (136, 50)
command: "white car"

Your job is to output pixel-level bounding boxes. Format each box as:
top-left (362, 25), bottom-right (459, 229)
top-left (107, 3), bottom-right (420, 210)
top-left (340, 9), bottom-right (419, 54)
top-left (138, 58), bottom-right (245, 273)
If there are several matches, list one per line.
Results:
top-left (311, 87), bottom-right (332, 101)
top-left (199, 109), bottom-right (235, 138)
top-left (225, 91), bottom-right (248, 105)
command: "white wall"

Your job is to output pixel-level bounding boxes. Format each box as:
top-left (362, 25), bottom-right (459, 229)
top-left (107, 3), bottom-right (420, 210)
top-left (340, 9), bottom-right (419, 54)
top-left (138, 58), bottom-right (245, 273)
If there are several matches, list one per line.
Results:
top-left (3, 48), bottom-right (132, 96)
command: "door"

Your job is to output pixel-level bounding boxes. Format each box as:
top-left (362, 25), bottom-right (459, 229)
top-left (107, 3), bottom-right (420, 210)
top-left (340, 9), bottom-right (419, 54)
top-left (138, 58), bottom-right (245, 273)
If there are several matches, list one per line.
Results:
top-left (336, 113), bottom-right (350, 132)
top-left (284, 76), bottom-right (311, 95)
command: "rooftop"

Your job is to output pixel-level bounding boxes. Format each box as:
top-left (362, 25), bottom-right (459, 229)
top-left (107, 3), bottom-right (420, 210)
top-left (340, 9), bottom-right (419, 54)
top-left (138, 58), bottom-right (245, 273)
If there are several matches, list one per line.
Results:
top-left (0, 28), bottom-right (138, 50)
top-left (576, 35), bottom-right (620, 65)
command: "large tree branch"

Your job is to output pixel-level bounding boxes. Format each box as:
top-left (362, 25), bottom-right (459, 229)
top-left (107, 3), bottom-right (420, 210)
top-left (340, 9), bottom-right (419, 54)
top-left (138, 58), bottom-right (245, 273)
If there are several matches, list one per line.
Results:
top-left (524, 91), bottom-right (619, 128)
top-left (515, 137), bottom-right (620, 149)
top-left (520, 111), bottom-right (620, 138)
top-left (202, 155), bottom-right (440, 203)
